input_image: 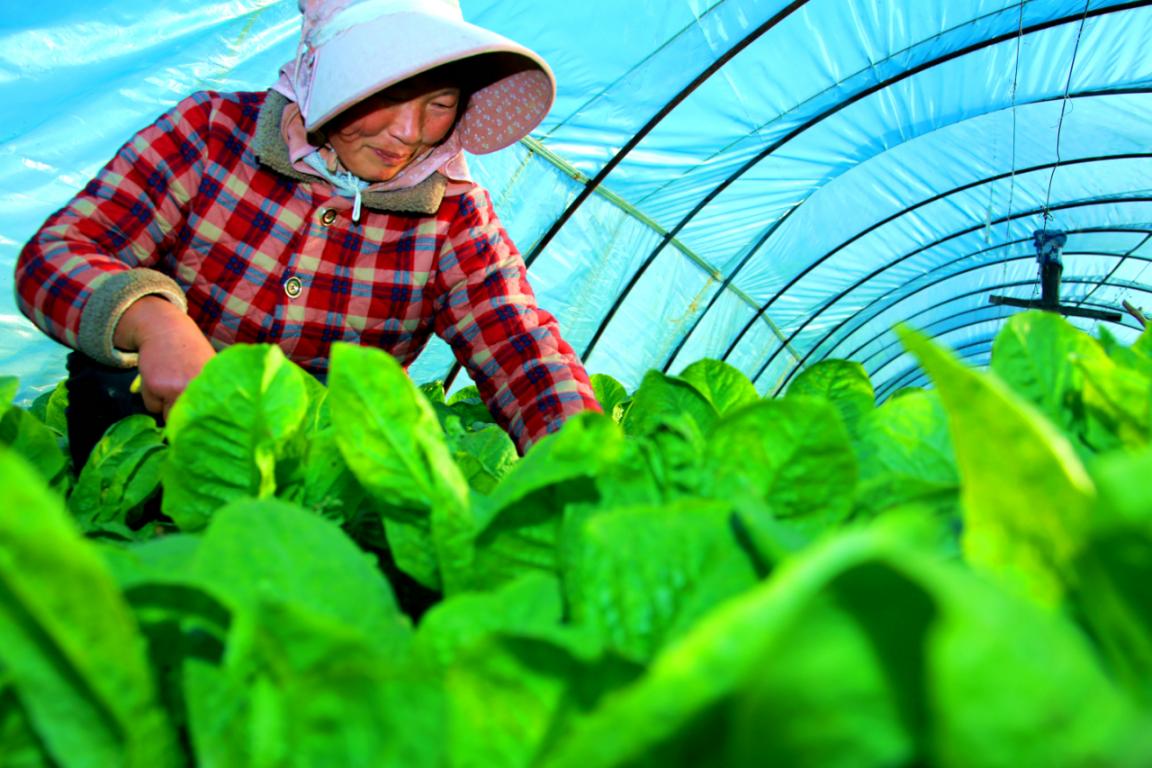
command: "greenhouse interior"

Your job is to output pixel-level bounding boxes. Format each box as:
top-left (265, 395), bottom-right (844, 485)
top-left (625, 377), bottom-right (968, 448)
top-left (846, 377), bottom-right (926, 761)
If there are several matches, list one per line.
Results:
top-left (2, 0), bottom-right (1151, 765)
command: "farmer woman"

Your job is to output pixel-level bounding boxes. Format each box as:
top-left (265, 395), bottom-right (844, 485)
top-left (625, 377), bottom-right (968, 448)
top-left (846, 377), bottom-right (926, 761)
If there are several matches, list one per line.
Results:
top-left (15, 0), bottom-right (600, 467)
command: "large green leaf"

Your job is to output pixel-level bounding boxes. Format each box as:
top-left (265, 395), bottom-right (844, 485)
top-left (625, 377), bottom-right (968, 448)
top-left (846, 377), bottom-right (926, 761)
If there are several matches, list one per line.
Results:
top-left (1075, 447), bottom-right (1152, 700)
top-left (925, 560), bottom-right (1147, 768)
top-left (416, 572), bottom-right (567, 666)
top-left (589, 373), bottom-right (629, 421)
top-left (986, 308), bottom-right (1152, 453)
top-left (1071, 524), bottom-right (1152, 704)
top-left (416, 573), bottom-right (638, 768)
top-left (477, 412), bottom-right (624, 528)
top-left (98, 534), bottom-right (203, 591)
top-left (852, 388), bottom-right (959, 522)
top-left (468, 412), bottom-right (625, 591)
top-left (0, 448), bottom-right (180, 767)
top-left (786, 359), bottom-right (875, 435)
top-left (96, 534), bottom-right (230, 674)
top-left (621, 369), bottom-right (717, 442)
top-left (447, 423), bottom-right (519, 494)
top-left (540, 527), bottom-right (1144, 768)
top-left (0, 405), bottom-right (70, 492)
top-left (171, 499), bottom-right (425, 767)
top-left (67, 414), bottom-right (166, 538)
top-left (162, 344), bottom-right (312, 530)
top-left (186, 599), bottom-right (444, 768)
top-left (0, 377), bottom-right (18, 405)
top-left (96, 534), bottom-right (225, 634)
top-left (29, 381), bottom-right (69, 436)
top-left (444, 384), bottom-right (478, 404)
top-left (0, 672), bottom-right (51, 768)
top-left (562, 499), bottom-right (760, 662)
top-left (279, 424), bottom-right (372, 526)
top-left (102, 496), bottom-right (412, 764)
top-left (420, 573), bottom-right (577, 762)
top-left (440, 634), bottom-right (637, 768)
top-left (989, 310), bottom-right (1101, 437)
top-left (419, 379), bottom-right (446, 404)
top-left (900, 326), bottom-right (1096, 608)
top-left (271, 369), bottom-right (336, 499)
top-left (992, 312), bottom-right (1152, 454)
top-left (676, 358), bottom-right (759, 416)
top-left (615, 374), bottom-right (717, 505)
top-left (96, 536), bottom-right (228, 760)
top-left (541, 532), bottom-right (917, 768)
top-left (1077, 350), bottom-right (1152, 451)
top-left (700, 398), bottom-right (857, 528)
top-left (1097, 325), bottom-right (1147, 372)
top-left (434, 385), bottom-right (497, 431)
top-left (327, 343), bottom-right (472, 592)
top-left (191, 498), bottom-right (410, 649)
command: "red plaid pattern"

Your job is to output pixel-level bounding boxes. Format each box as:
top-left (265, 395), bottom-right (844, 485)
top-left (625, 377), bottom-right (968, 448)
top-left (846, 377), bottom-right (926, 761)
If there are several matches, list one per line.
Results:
top-left (16, 90), bottom-right (600, 452)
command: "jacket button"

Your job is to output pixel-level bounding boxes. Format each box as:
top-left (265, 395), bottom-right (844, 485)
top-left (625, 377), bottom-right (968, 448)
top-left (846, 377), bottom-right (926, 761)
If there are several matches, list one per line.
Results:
top-left (320, 208), bottom-right (337, 226)
top-left (284, 275), bottom-right (303, 299)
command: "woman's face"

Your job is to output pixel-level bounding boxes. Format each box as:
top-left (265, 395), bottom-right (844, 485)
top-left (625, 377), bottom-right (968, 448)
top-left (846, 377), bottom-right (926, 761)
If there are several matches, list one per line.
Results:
top-left (325, 70), bottom-right (461, 182)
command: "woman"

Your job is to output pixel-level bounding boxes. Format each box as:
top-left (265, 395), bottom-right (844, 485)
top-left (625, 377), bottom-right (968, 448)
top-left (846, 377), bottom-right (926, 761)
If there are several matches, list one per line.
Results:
top-left (15, 0), bottom-right (601, 466)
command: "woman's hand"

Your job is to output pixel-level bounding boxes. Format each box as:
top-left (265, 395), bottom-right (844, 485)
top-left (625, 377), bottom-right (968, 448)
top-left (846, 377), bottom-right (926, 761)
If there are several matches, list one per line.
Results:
top-left (114, 296), bottom-right (216, 420)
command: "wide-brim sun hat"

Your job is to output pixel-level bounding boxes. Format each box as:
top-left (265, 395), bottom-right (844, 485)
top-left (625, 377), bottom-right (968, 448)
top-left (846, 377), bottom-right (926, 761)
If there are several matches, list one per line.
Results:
top-left (289, 0), bottom-right (556, 154)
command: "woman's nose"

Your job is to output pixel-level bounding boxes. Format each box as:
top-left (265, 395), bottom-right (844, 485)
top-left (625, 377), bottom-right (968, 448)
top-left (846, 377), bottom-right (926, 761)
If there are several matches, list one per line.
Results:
top-left (386, 101), bottom-right (422, 144)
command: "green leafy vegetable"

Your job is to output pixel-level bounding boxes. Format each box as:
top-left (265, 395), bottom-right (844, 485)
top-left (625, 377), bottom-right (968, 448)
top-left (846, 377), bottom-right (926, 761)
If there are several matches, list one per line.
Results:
top-left (162, 344), bottom-right (312, 530)
top-left (786, 358), bottom-right (875, 435)
top-left (1, 309), bottom-right (1150, 767)
top-left (0, 447), bottom-right (180, 767)
top-left (900, 323), bottom-right (1098, 607)
top-left (562, 499), bottom-right (759, 662)
top-left (852, 388), bottom-right (959, 524)
top-left (68, 414), bottom-right (166, 539)
top-left (590, 372), bottom-right (629, 420)
top-left (676, 358), bottom-right (759, 416)
top-left (700, 398), bottom-right (857, 528)
top-left (327, 342), bottom-right (472, 593)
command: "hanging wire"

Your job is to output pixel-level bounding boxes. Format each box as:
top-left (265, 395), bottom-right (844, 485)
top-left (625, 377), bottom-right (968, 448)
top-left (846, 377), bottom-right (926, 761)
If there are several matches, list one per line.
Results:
top-left (1003, 0), bottom-right (1027, 302)
top-left (1041, 0), bottom-right (1094, 323)
top-left (1043, 0), bottom-right (1093, 217)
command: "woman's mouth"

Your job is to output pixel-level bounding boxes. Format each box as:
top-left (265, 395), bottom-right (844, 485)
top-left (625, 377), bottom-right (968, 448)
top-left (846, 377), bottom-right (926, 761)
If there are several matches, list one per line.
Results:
top-left (371, 147), bottom-right (409, 165)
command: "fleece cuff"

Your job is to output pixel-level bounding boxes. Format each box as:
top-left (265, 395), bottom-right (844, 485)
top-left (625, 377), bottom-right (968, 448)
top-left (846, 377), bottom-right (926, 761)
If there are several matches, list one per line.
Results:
top-left (76, 268), bottom-right (188, 368)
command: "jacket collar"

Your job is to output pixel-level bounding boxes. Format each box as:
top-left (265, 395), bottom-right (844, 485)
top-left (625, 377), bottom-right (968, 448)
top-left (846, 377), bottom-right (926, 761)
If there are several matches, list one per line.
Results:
top-left (252, 90), bottom-right (446, 216)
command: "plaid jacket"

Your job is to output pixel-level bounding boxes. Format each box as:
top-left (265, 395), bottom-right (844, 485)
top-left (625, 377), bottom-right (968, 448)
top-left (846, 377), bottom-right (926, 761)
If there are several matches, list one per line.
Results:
top-left (16, 89), bottom-right (600, 452)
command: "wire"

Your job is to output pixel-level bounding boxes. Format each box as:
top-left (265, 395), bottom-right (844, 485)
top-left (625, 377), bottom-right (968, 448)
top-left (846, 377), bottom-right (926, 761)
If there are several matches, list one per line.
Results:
top-left (1039, 0), bottom-right (1092, 323)
top-left (1004, 0), bottom-right (1028, 301)
top-left (1043, 0), bottom-right (1093, 218)
top-left (1003, 0), bottom-right (1025, 241)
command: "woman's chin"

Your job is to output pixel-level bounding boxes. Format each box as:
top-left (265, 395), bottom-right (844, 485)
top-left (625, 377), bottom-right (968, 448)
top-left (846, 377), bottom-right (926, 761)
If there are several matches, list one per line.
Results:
top-left (359, 163), bottom-right (403, 183)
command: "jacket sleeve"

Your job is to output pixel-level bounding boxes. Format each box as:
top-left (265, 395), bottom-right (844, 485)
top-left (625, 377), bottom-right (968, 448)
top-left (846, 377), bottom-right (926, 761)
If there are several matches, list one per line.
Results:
top-left (12, 94), bottom-right (216, 367)
top-left (430, 187), bottom-right (602, 454)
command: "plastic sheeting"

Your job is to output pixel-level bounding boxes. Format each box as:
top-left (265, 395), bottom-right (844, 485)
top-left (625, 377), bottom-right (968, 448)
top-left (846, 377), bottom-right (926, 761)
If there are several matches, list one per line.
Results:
top-left (3, 0), bottom-right (1151, 402)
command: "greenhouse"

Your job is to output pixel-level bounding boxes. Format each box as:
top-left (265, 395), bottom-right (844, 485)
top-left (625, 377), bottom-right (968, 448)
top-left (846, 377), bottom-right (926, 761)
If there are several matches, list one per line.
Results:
top-left (1, 0), bottom-right (1151, 765)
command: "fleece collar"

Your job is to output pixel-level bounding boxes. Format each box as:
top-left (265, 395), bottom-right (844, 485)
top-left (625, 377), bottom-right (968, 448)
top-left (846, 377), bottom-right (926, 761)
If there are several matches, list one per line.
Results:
top-left (252, 89), bottom-right (446, 216)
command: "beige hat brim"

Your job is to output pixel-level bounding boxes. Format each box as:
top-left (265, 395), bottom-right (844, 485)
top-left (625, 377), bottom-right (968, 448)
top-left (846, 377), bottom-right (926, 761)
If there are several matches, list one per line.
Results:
top-left (299, 11), bottom-right (555, 154)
